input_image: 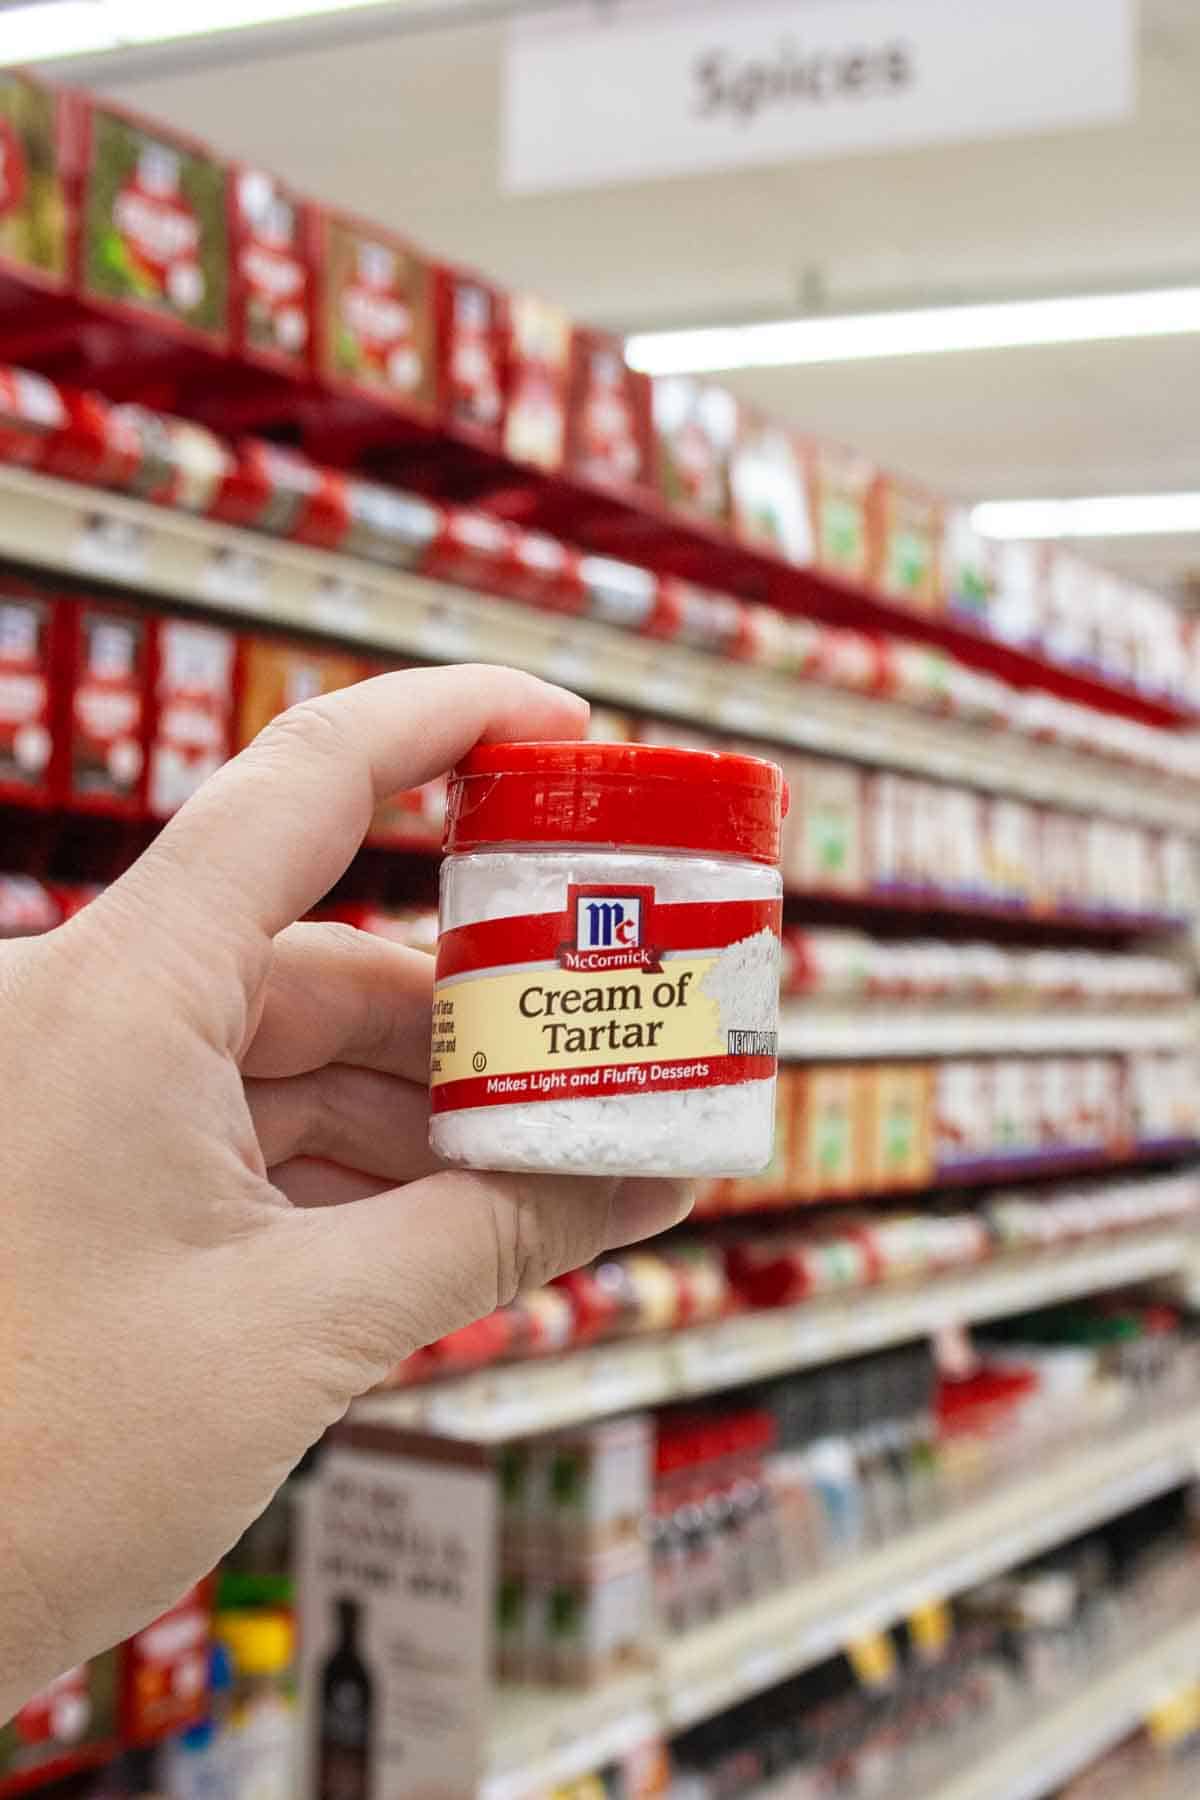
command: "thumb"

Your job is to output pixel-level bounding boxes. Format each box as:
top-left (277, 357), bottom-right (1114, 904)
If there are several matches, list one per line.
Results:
top-left (272, 1168), bottom-right (694, 1384)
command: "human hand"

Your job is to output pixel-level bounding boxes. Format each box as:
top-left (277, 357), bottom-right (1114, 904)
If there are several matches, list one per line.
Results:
top-left (0, 665), bottom-right (691, 1716)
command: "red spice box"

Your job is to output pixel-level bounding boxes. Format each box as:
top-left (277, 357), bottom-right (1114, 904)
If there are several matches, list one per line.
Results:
top-left (0, 1654), bottom-right (118, 1795)
top-left (119, 1581), bottom-right (212, 1750)
top-left (503, 290), bottom-right (573, 472)
top-left (74, 96), bottom-right (230, 346)
top-left (0, 582), bottom-right (63, 807)
top-left (652, 375), bottom-right (737, 529)
top-left (435, 263), bottom-right (507, 445)
top-left (318, 206), bottom-right (436, 415)
top-left (0, 69), bottom-right (73, 296)
top-left (62, 596), bottom-right (150, 818)
top-left (229, 164), bottom-right (317, 376)
top-left (147, 617), bottom-right (237, 820)
top-left (564, 327), bottom-right (653, 492)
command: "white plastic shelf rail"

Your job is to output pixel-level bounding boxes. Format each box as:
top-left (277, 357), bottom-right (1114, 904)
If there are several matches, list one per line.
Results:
top-left (1, 463), bottom-right (1198, 832)
top-left (480, 1407), bottom-right (1200, 1796)
top-left (355, 1230), bottom-right (1190, 1444)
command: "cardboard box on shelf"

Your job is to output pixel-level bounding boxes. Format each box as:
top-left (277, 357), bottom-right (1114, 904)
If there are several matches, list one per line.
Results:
top-left (229, 164), bottom-right (316, 375)
top-left (147, 617), bottom-right (237, 820)
top-left (729, 409), bottom-right (814, 566)
top-left (989, 540), bottom-right (1044, 648)
top-left (652, 375), bottom-right (737, 529)
top-left (0, 1654), bottom-right (118, 1795)
top-left (795, 1066), bottom-right (866, 1200)
top-left (523, 1537), bottom-right (652, 1688)
top-left (565, 326), bottom-right (653, 492)
top-left (119, 1581), bottom-right (212, 1750)
top-left (786, 757), bottom-right (866, 895)
top-left (234, 633), bottom-right (366, 750)
top-left (0, 70), bottom-right (72, 292)
top-left (992, 1056), bottom-right (1036, 1155)
top-left (503, 290), bottom-right (573, 472)
top-left (77, 99), bottom-right (229, 343)
top-left (870, 475), bottom-right (941, 612)
top-left (810, 442), bottom-right (875, 585)
top-left (435, 265), bottom-right (507, 443)
top-left (63, 597), bottom-right (150, 817)
top-left (531, 1415), bottom-right (652, 1555)
top-left (319, 209), bottom-right (435, 414)
top-left (299, 1427), bottom-right (496, 1799)
top-left (939, 508), bottom-right (994, 626)
top-left (0, 585), bottom-right (62, 808)
top-left (863, 1063), bottom-right (935, 1191)
top-left (934, 1061), bottom-right (995, 1168)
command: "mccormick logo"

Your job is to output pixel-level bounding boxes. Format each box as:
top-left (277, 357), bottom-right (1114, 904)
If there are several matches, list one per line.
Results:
top-left (560, 884), bottom-right (662, 973)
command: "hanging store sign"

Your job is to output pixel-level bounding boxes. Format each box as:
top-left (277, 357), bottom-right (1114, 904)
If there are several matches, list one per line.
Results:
top-left (503, 0), bottom-right (1135, 193)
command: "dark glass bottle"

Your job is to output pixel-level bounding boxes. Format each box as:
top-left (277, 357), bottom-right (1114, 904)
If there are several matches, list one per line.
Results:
top-left (316, 1597), bottom-right (373, 1800)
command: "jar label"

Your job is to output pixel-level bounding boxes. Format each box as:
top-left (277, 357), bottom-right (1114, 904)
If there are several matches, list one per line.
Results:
top-left (431, 889), bottom-right (781, 1112)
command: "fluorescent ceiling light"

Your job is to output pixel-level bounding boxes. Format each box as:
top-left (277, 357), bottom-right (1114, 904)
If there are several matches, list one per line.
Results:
top-left (0, 0), bottom-right (396, 60)
top-left (973, 495), bottom-right (1200, 540)
top-left (626, 288), bottom-right (1200, 376)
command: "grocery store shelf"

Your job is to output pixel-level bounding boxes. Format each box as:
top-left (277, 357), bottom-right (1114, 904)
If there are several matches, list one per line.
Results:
top-left (355, 1230), bottom-right (1191, 1442)
top-left (783, 889), bottom-right (1191, 945)
top-left (659, 1406), bottom-right (1200, 1732)
top-left (1, 465), bottom-right (1198, 834)
top-left (939, 1140), bottom-right (1200, 1189)
top-left (484, 1673), bottom-right (658, 1800)
top-left (779, 1005), bottom-right (1200, 1061)
top-left (6, 232), bottom-right (1194, 736)
top-left (478, 1407), bottom-right (1200, 1792)
top-left (926, 1611), bottom-right (1200, 1800)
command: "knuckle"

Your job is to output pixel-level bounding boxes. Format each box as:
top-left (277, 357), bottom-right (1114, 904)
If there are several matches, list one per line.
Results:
top-left (488, 1178), bottom-right (611, 1305)
top-left (258, 696), bottom-right (350, 766)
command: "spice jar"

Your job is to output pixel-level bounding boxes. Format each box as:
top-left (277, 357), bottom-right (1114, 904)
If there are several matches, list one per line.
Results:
top-left (430, 740), bottom-right (786, 1175)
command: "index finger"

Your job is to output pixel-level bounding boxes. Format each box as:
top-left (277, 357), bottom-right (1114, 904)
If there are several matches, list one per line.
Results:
top-left (114, 663), bottom-right (587, 991)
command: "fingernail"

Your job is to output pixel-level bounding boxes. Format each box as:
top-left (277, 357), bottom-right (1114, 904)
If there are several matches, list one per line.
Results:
top-left (608, 1178), bottom-right (695, 1248)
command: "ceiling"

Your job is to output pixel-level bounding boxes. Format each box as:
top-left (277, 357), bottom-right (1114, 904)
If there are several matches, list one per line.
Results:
top-left (43, 0), bottom-right (1200, 593)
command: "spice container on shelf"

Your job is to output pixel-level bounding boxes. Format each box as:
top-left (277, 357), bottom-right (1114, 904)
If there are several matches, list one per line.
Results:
top-left (430, 740), bottom-right (786, 1176)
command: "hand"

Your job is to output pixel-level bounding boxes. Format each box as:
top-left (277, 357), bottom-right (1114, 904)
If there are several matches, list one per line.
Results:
top-left (0, 665), bottom-right (691, 1716)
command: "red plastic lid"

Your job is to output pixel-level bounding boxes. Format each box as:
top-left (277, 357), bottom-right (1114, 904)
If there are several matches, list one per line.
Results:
top-left (444, 740), bottom-right (787, 865)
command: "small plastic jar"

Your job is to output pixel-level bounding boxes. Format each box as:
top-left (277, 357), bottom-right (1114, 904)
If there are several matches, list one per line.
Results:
top-left (429, 740), bottom-right (786, 1176)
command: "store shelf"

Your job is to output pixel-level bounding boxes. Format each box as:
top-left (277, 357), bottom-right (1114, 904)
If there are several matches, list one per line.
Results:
top-left (355, 1230), bottom-right (1191, 1442)
top-left (926, 1611), bottom-right (1200, 1800)
top-left (782, 889), bottom-right (1191, 945)
top-left (1, 464), bottom-right (1197, 835)
top-left (473, 1407), bottom-right (1200, 1792)
top-left (938, 1140), bottom-right (1200, 1189)
top-left (484, 1674), bottom-right (658, 1800)
top-left (778, 1005), bottom-right (1200, 1061)
top-left (5, 198), bottom-right (1195, 735)
top-left (659, 1406), bottom-right (1200, 1732)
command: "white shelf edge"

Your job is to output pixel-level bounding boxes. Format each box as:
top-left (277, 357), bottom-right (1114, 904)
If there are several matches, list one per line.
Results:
top-left (926, 1610), bottom-right (1200, 1800)
top-left (658, 1405), bottom-right (1200, 1731)
top-left (1, 464), bottom-right (1197, 832)
top-left (480, 1407), bottom-right (1200, 1794)
top-left (353, 1231), bottom-right (1191, 1444)
top-left (484, 1682), bottom-right (658, 1799)
top-left (779, 1006), bottom-right (1200, 1061)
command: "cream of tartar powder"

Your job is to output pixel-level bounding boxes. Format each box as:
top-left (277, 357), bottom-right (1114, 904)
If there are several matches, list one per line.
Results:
top-left (429, 741), bottom-right (786, 1177)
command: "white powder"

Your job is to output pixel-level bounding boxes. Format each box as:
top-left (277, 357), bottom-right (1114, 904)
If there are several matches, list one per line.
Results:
top-left (431, 850), bottom-right (782, 1177)
top-left (700, 928), bottom-right (781, 1037)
